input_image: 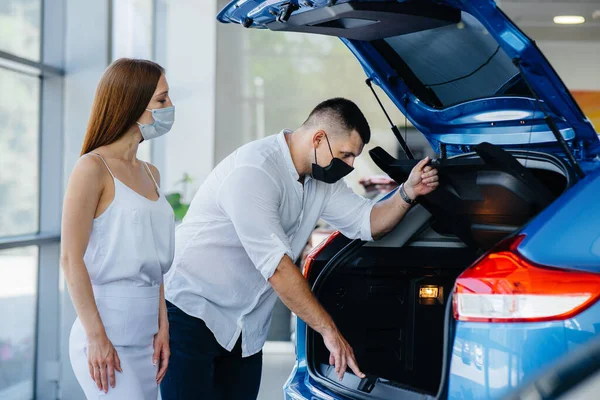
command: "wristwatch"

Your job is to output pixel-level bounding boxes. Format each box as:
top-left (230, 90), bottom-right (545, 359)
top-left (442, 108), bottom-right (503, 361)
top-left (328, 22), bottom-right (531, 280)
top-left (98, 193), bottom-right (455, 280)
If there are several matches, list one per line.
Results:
top-left (399, 183), bottom-right (417, 206)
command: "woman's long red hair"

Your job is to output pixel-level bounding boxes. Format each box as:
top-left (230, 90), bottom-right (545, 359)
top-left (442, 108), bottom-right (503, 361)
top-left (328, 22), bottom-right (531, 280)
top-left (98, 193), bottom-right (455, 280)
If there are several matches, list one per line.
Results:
top-left (80, 58), bottom-right (164, 155)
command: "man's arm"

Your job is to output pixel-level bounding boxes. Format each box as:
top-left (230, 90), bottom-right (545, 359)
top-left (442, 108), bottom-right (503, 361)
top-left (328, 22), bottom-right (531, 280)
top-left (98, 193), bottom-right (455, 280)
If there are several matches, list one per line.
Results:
top-left (320, 158), bottom-right (438, 243)
top-left (219, 166), bottom-right (364, 382)
top-left (269, 255), bottom-right (365, 382)
top-left (369, 186), bottom-right (413, 240)
top-left (218, 166), bottom-right (364, 381)
top-left (370, 157), bottom-right (439, 239)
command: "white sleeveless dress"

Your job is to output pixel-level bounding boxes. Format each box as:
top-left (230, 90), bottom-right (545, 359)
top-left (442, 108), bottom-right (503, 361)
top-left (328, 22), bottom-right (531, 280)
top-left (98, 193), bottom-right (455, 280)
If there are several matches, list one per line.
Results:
top-left (69, 154), bottom-right (175, 399)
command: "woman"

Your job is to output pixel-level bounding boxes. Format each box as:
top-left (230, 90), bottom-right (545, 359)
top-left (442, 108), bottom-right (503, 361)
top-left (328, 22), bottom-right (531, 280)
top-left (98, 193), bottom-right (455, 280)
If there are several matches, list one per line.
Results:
top-left (61, 58), bottom-right (175, 398)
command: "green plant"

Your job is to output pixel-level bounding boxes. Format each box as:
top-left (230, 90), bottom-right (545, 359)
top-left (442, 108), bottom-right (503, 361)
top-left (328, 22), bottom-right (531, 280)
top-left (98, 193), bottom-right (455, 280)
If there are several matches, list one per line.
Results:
top-left (166, 173), bottom-right (193, 221)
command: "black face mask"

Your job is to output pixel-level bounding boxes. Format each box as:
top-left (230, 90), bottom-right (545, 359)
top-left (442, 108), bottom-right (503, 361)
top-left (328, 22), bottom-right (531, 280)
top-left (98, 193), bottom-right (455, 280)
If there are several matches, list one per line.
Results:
top-left (311, 134), bottom-right (354, 184)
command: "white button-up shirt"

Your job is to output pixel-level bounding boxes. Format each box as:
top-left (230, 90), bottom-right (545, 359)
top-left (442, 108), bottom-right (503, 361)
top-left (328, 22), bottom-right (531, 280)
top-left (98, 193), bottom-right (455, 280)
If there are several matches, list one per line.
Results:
top-left (164, 130), bottom-right (374, 357)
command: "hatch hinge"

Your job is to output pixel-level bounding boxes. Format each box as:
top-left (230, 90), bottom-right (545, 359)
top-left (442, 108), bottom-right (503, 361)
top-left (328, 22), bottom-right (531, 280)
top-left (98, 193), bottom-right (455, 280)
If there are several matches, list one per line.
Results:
top-left (277, 2), bottom-right (299, 23)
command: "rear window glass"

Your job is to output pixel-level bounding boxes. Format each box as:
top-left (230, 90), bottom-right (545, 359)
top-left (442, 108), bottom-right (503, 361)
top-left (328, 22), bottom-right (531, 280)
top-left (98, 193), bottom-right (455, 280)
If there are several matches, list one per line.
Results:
top-left (372, 12), bottom-right (533, 108)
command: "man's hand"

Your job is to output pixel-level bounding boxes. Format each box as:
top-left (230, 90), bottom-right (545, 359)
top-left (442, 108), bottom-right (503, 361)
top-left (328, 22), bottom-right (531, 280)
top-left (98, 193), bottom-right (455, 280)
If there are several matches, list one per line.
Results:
top-left (322, 327), bottom-right (365, 381)
top-left (404, 157), bottom-right (439, 200)
top-left (269, 256), bottom-right (366, 381)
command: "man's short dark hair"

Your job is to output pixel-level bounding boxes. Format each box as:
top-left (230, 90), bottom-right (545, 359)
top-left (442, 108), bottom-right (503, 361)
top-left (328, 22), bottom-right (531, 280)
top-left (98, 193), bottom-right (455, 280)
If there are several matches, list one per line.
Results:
top-left (303, 98), bottom-right (371, 144)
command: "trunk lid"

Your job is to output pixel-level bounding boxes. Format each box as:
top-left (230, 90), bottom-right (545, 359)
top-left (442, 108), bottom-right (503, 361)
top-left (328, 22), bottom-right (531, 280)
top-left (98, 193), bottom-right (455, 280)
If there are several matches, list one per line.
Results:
top-left (218, 0), bottom-right (600, 161)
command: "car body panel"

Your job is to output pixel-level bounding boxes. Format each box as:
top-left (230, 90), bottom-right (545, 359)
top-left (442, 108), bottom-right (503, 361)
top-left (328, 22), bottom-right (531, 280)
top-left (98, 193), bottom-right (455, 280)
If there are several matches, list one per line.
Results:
top-left (283, 172), bottom-right (600, 399)
top-left (517, 166), bottom-right (600, 273)
top-left (286, 301), bottom-right (600, 400)
top-left (449, 301), bottom-right (600, 400)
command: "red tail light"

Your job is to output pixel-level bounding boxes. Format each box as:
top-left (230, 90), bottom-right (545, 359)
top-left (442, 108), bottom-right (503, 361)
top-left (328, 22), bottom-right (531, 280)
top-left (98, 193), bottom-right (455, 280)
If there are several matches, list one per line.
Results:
top-left (453, 235), bottom-right (600, 323)
top-left (302, 231), bottom-right (341, 278)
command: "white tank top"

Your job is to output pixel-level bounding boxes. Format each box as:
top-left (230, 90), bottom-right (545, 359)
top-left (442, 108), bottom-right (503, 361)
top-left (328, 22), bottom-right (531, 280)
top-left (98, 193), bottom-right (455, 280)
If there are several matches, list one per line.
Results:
top-left (83, 153), bottom-right (175, 287)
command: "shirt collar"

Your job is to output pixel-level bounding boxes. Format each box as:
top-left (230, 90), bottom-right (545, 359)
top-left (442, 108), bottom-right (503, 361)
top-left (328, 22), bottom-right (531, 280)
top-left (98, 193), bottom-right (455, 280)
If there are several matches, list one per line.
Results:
top-left (277, 130), bottom-right (301, 182)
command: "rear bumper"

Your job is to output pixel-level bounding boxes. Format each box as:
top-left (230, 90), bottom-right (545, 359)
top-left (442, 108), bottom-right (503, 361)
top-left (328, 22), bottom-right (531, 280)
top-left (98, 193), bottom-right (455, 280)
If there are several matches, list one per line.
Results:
top-left (285, 318), bottom-right (344, 400)
top-left (283, 362), bottom-right (309, 400)
top-left (288, 301), bottom-right (600, 400)
top-left (284, 362), bottom-right (344, 400)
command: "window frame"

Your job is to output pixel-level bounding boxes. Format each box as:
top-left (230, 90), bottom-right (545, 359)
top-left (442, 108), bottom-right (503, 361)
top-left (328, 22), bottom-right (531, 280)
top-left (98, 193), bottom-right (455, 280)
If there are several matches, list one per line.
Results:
top-left (0, 0), bottom-right (63, 398)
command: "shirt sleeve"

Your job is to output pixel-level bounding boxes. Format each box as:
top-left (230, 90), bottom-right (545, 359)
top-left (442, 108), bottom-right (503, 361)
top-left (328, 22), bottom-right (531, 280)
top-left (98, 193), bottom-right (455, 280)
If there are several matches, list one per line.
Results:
top-left (217, 166), bottom-right (293, 280)
top-left (320, 180), bottom-right (375, 241)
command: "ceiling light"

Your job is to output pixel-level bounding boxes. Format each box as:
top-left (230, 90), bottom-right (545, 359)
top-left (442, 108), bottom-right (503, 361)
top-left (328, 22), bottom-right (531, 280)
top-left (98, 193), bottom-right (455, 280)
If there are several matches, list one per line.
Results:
top-left (553, 15), bottom-right (585, 25)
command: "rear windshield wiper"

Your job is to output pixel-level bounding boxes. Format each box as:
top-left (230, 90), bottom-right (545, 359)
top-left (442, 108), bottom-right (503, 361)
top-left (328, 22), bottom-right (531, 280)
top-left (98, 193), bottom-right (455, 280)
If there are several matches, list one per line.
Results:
top-left (365, 78), bottom-right (414, 159)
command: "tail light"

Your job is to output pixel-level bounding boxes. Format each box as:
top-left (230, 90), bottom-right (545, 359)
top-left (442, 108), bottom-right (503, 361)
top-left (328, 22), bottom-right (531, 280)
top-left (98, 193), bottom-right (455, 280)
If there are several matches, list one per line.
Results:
top-left (302, 231), bottom-right (341, 278)
top-left (453, 235), bottom-right (600, 323)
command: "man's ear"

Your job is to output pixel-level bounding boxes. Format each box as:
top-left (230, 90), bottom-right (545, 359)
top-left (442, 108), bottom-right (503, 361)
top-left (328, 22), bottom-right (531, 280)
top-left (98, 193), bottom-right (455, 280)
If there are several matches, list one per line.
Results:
top-left (312, 130), bottom-right (326, 148)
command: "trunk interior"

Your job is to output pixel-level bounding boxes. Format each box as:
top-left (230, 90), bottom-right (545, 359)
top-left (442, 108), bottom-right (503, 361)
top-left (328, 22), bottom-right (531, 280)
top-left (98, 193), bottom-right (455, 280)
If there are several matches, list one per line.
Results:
top-left (308, 148), bottom-right (572, 399)
top-left (314, 246), bottom-right (476, 396)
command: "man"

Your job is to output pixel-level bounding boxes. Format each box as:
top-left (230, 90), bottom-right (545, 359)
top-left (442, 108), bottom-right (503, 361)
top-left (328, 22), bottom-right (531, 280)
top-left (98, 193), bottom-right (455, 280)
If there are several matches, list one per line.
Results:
top-left (161, 98), bottom-right (439, 399)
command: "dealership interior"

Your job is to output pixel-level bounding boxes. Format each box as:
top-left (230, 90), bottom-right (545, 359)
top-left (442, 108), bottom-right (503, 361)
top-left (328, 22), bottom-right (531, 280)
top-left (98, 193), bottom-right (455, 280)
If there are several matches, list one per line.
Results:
top-left (1, 0), bottom-right (599, 399)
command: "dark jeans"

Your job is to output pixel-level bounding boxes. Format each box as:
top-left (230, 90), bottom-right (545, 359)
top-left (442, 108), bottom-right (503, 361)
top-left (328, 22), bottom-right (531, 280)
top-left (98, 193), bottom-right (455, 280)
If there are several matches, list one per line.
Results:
top-left (160, 301), bottom-right (263, 400)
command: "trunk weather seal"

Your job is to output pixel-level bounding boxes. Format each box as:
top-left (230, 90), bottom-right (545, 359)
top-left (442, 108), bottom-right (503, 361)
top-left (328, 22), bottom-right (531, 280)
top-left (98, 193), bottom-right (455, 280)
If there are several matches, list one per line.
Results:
top-left (310, 238), bottom-right (365, 306)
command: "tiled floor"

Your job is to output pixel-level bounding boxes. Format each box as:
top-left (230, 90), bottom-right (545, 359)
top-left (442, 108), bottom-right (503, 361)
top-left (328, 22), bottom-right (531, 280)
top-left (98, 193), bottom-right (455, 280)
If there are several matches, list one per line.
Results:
top-left (258, 341), bottom-right (296, 400)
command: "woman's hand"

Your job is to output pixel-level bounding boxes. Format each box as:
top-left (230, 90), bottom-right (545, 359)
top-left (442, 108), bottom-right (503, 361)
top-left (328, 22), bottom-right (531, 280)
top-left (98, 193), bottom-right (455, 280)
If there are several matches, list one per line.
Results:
top-left (87, 334), bottom-right (122, 393)
top-left (153, 326), bottom-right (170, 385)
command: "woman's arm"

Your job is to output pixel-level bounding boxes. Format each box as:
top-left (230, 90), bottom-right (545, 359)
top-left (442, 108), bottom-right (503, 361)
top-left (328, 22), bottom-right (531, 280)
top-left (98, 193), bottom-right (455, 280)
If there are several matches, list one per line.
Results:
top-left (158, 284), bottom-right (168, 333)
top-left (146, 163), bottom-right (170, 384)
top-left (60, 155), bottom-right (121, 393)
top-left (154, 284), bottom-right (170, 384)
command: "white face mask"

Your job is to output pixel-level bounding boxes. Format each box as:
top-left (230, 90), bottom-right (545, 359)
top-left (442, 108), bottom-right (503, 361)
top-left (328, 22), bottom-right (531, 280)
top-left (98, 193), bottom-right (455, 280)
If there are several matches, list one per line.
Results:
top-left (137, 106), bottom-right (175, 140)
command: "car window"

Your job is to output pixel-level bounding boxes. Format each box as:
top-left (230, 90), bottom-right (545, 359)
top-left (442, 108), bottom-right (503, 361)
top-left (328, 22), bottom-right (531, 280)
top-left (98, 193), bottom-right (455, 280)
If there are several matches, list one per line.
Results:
top-left (372, 12), bottom-right (534, 108)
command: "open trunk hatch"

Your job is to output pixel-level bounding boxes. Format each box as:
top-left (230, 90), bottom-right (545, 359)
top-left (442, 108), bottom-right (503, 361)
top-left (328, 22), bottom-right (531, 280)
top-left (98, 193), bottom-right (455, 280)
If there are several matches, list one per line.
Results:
top-left (218, 0), bottom-right (600, 161)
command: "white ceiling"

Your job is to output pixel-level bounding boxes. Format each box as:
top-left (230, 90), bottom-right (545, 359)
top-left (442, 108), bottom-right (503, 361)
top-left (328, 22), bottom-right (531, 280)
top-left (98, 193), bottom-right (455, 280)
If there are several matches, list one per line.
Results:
top-left (499, 0), bottom-right (600, 41)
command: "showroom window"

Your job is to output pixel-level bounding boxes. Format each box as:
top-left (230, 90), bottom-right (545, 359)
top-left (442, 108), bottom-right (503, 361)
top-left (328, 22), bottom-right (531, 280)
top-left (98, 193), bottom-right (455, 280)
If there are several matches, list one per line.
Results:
top-left (0, 0), bottom-right (41, 61)
top-left (0, 0), bottom-right (63, 398)
top-left (233, 29), bottom-right (435, 195)
top-left (0, 247), bottom-right (38, 397)
top-left (0, 68), bottom-right (40, 237)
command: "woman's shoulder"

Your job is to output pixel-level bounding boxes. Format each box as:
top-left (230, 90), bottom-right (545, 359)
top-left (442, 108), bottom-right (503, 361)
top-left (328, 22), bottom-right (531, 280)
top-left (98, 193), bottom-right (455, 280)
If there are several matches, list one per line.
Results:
top-left (75, 153), bottom-right (111, 179)
top-left (64, 153), bottom-right (112, 196)
top-left (142, 160), bottom-right (161, 186)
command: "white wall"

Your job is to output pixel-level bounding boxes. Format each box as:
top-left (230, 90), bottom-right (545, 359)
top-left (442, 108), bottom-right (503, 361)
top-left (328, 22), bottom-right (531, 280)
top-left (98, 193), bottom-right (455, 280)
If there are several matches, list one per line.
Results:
top-left (537, 41), bottom-right (600, 90)
top-left (161, 0), bottom-right (217, 201)
top-left (61, 1), bottom-right (110, 397)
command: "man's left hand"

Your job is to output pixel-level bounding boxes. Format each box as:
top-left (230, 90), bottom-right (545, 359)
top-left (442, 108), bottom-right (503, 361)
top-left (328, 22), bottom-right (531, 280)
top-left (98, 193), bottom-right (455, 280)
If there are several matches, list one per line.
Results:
top-left (404, 157), bottom-right (439, 200)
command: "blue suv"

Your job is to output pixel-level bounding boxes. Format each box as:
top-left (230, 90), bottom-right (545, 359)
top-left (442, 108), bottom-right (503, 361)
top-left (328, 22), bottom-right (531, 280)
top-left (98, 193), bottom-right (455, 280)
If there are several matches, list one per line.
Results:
top-left (218, 1), bottom-right (600, 399)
